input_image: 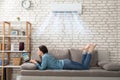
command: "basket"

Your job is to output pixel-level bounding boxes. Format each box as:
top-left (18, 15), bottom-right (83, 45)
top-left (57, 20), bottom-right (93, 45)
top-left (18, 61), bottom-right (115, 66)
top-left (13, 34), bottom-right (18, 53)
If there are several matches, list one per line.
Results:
top-left (12, 57), bottom-right (22, 66)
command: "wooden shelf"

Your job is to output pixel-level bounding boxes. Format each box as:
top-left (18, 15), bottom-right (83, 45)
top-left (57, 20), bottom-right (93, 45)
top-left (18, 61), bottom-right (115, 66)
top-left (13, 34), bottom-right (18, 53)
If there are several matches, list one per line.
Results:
top-left (0, 50), bottom-right (30, 53)
top-left (0, 35), bottom-right (30, 38)
top-left (0, 21), bottom-right (32, 80)
top-left (9, 21), bottom-right (30, 24)
top-left (5, 65), bottom-right (21, 68)
top-left (0, 65), bottom-right (21, 68)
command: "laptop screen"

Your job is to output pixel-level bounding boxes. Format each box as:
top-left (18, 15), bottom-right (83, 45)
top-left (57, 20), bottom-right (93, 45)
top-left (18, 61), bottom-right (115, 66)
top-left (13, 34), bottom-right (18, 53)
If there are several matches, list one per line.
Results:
top-left (22, 52), bottom-right (30, 62)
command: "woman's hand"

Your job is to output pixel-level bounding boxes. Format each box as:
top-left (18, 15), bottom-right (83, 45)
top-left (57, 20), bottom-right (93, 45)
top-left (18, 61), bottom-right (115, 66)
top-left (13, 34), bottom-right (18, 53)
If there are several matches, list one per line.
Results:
top-left (30, 59), bottom-right (37, 64)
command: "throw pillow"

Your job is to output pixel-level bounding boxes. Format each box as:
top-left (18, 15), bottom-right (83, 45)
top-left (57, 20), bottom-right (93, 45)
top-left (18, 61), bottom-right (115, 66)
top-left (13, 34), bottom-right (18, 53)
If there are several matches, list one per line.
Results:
top-left (21, 63), bottom-right (37, 70)
top-left (48, 49), bottom-right (70, 59)
top-left (69, 49), bottom-right (83, 63)
top-left (103, 62), bottom-right (120, 71)
top-left (98, 61), bottom-right (109, 68)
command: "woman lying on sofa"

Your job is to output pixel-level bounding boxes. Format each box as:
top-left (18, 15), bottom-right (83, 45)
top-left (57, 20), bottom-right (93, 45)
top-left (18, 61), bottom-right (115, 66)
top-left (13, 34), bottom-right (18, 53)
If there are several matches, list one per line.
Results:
top-left (30, 44), bottom-right (96, 70)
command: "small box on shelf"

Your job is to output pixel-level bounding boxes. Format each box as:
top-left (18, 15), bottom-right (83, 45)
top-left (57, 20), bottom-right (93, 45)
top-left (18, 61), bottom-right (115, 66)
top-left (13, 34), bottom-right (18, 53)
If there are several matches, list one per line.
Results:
top-left (19, 42), bottom-right (24, 51)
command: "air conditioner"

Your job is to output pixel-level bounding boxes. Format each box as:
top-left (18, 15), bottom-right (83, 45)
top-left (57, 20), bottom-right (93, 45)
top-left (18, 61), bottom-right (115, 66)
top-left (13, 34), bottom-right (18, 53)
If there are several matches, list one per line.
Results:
top-left (51, 3), bottom-right (82, 14)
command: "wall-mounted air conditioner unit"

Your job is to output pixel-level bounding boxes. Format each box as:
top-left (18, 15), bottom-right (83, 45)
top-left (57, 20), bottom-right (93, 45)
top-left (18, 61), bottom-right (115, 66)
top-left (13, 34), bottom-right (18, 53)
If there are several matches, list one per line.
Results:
top-left (51, 3), bottom-right (82, 14)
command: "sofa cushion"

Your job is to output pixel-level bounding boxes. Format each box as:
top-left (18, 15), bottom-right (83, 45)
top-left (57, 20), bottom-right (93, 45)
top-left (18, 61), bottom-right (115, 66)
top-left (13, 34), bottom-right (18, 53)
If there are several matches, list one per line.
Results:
top-left (103, 63), bottom-right (120, 71)
top-left (21, 63), bottom-right (37, 70)
top-left (20, 68), bottom-right (120, 77)
top-left (90, 50), bottom-right (98, 67)
top-left (69, 49), bottom-right (82, 63)
top-left (48, 49), bottom-right (70, 59)
top-left (69, 49), bottom-right (98, 67)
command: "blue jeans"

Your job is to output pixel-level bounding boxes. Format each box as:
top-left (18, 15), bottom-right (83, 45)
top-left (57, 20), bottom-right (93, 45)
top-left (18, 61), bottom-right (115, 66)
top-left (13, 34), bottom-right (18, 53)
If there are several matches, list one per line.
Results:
top-left (63, 53), bottom-right (91, 70)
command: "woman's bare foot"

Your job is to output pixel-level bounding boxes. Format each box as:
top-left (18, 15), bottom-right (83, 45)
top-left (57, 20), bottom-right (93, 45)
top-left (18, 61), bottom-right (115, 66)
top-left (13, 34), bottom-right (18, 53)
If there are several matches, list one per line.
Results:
top-left (88, 44), bottom-right (97, 53)
top-left (82, 44), bottom-right (91, 53)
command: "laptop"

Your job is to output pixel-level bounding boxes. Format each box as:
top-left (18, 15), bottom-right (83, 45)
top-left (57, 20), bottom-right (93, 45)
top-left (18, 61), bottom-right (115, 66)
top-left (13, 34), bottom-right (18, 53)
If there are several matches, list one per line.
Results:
top-left (22, 52), bottom-right (41, 64)
top-left (22, 52), bottom-right (30, 62)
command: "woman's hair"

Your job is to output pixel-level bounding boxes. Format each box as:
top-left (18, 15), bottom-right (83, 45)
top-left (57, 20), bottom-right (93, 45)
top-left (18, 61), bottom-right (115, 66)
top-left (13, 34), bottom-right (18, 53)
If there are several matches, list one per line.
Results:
top-left (38, 45), bottom-right (48, 54)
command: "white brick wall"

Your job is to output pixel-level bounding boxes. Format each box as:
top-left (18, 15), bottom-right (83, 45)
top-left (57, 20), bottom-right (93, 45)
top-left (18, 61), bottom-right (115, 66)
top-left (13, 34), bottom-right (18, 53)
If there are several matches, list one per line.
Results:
top-left (0, 0), bottom-right (119, 79)
top-left (0, 0), bottom-right (119, 63)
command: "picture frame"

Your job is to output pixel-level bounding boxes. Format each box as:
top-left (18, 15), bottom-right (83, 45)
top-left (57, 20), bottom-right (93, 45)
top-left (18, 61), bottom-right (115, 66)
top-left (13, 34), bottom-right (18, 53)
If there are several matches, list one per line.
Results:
top-left (11, 30), bottom-right (19, 35)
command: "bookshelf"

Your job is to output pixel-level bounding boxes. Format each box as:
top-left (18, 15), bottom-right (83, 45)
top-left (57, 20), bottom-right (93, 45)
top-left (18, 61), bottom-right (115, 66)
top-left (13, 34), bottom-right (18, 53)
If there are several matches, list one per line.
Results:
top-left (0, 21), bottom-right (32, 80)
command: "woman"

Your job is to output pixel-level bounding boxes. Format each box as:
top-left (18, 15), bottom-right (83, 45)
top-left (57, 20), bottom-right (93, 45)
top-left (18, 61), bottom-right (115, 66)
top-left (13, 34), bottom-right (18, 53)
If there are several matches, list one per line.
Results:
top-left (30, 44), bottom-right (96, 70)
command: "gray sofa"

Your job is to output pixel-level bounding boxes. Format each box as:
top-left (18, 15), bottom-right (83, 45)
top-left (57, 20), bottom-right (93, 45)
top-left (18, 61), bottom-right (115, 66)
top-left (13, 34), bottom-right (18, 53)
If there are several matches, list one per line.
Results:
top-left (17, 49), bottom-right (120, 80)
